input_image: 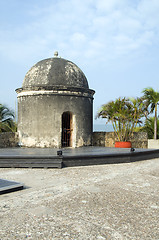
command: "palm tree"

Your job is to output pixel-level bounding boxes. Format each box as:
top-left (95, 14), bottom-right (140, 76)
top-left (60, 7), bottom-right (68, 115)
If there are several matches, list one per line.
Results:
top-left (139, 117), bottom-right (159, 139)
top-left (142, 87), bottom-right (159, 140)
top-left (97, 97), bottom-right (147, 142)
top-left (0, 104), bottom-right (16, 132)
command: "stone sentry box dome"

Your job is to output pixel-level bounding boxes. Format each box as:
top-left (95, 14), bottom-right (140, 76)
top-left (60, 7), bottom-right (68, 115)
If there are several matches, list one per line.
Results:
top-left (16, 52), bottom-right (95, 148)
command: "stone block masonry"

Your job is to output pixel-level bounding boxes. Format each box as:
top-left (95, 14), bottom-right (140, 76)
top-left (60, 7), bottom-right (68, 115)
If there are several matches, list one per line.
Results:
top-left (0, 131), bottom-right (148, 148)
top-left (93, 131), bottom-right (148, 148)
top-left (16, 54), bottom-right (95, 148)
top-left (0, 132), bottom-right (19, 148)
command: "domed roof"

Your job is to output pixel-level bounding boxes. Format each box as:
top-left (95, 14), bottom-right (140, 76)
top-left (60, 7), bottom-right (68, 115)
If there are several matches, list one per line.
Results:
top-left (22, 53), bottom-right (89, 89)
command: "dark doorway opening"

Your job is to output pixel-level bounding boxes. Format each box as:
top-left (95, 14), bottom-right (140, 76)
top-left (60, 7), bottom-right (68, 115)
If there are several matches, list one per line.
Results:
top-left (62, 112), bottom-right (73, 147)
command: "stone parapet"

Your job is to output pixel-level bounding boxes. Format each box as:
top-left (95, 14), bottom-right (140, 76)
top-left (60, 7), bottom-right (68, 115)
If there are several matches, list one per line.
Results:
top-left (0, 131), bottom-right (148, 149)
top-left (93, 131), bottom-right (148, 148)
top-left (0, 132), bottom-right (19, 148)
top-left (148, 139), bottom-right (159, 149)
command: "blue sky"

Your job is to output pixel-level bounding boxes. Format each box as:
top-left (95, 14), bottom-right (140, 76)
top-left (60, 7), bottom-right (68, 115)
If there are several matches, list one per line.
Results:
top-left (0, 0), bottom-right (159, 126)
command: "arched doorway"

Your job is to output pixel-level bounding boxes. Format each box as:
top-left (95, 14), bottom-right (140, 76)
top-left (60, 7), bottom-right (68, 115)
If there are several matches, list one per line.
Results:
top-left (61, 112), bottom-right (73, 147)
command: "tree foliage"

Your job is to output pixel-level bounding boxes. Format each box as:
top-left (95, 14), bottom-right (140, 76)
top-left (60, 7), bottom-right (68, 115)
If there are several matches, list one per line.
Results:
top-left (142, 87), bottom-right (159, 139)
top-left (139, 117), bottom-right (159, 139)
top-left (0, 104), bottom-right (17, 132)
top-left (97, 97), bottom-right (148, 141)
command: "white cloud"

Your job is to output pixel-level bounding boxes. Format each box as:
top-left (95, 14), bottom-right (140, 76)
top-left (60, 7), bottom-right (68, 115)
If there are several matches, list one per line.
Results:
top-left (0, 0), bottom-right (159, 65)
top-left (70, 33), bottom-right (87, 45)
top-left (96, 0), bottom-right (127, 12)
top-left (1, 0), bottom-right (159, 115)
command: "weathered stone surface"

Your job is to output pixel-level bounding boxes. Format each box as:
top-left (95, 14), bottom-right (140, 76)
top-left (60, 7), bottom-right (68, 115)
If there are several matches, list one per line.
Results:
top-left (0, 131), bottom-right (148, 149)
top-left (16, 55), bottom-right (95, 148)
top-left (148, 139), bottom-right (159, 149)
top-left (0, 132), bottom-right (19, 148)
top-left (22, 57), bottom-right (89, 90)
top-left (92, 132), bottom-right (106, 147)
top-left (17, 93), bottom-right (94, 148)
top-left (0, 159), bottom-right (159, 239)
top-left (93, 131), bottom-right (148, 148)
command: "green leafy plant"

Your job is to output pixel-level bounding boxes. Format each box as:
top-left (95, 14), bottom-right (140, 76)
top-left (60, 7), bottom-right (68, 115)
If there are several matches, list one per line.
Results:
top-left (97, 97), bottom-right (148, 142)
top-left (0, 104), bottom-right (17, 132)
top-left (139, 117), bottom-right (159, 139)
top-left (142, 87), bottom-right (159, 139)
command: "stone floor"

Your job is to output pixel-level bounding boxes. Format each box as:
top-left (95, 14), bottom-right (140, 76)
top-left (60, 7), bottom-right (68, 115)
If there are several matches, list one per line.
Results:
top-left (0, 158), bottom-right (159, 239)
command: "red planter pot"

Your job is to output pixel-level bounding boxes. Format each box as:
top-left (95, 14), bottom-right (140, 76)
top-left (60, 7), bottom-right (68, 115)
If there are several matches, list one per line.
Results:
top-left (115, 141), bottom-right (132, 148)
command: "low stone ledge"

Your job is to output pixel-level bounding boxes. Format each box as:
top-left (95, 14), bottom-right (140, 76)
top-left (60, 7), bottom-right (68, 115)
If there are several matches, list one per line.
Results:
top-left (93, 131), bottom-right (148, 148)
top-left (0, 132), bottom-right (19, 148)
top-left (148, 139), bottom-right (159, 149)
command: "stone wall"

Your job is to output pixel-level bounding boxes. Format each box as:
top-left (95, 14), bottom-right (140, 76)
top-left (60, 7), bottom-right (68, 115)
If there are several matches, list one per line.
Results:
top-left (148, 139), bottom-right (159, 149)
top-left (17, 90), bottom-right (94, 148)
top-left (0, 132), bottom-right (19, 148)
top-left (93, 132), bottom-right (148, 148)
top-left (0, 131), bottom-right (148, 149)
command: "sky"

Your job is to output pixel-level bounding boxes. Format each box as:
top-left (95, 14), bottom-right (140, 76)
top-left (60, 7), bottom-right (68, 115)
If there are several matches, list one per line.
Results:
top-left (0, 0), bottom-right (159, 126)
